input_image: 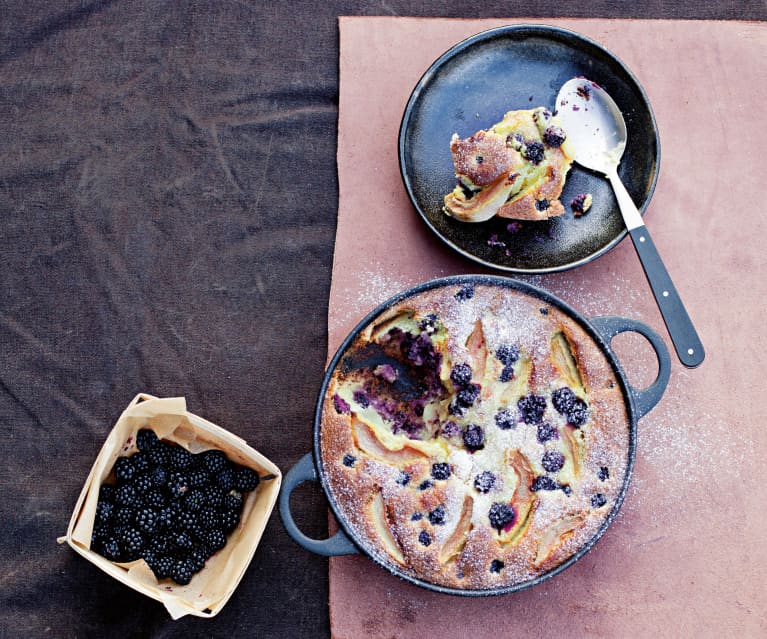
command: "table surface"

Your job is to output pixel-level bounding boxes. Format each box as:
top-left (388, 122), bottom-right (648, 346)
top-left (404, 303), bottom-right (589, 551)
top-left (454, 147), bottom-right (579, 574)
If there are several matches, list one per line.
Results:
top-left (1, 2), bottom-right (764, 638)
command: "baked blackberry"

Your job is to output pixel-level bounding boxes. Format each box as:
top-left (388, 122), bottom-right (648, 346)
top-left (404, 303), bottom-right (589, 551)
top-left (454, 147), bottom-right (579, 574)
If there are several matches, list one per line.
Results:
top-left (198, 450), bottom-right (228, 475)
top-left (517, 394), bottom-right (546, 424)
top-left (431, 463), bottom-right (451, 481)
top-left (342, 454), bottom-right (356, 468)
top-left (494, 409), bottom-right (515, 431)
top-left (489, 559), bottom-right (505, 574)
top-left (463, 424), bottom-right (485, 451)
top-left (597, 467), bottom-right (610, 481)
top-left (543, 125), bottom-right (566, 147)
top-left (567, 398), bottom-right (589, 427)
top-left (428, 506), bottom-right (446, 526)
top-left (456, 383), bottom-right (480, 408)
top-left (499, 365), bottom-right (515, 383)
top-left (537, 422), bottom-right (558, 444)
top-left (454, 284), bottom-right (474, 302)
top-left (418, 531), bottom-right (432, 546)
top-left (541, 451), bottom-right (565, 473)
top-left (591, 493), bottom-right (607, 509)
top-left (488, 503), bottom-right (515, 531)
top-left (450, 363), bottom-right (473, 388)
top-left (551, 387), bottom-right (576, 414)
top-left (531, 476), bottom-right (559, 492)
top-left (395, 471), bottom-right (411, 487)
top-left (524, 141), bottom-right (545, 164)
top-left (136, 428), bottom-right (160, 452)
top-left (172, 558), bottom-right (195, 586)
top-left (234, 467), bottom-right (260, 492)
top-left (495, 344), bottom-right (519, 366)
top-left (113, 457), bottom-right (135, 483)
top-left (473, 471), bottom-right (496, 494)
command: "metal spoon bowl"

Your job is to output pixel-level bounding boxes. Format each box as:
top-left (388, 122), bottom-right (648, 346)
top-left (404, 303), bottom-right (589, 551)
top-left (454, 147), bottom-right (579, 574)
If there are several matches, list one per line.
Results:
top-left (556, 78), bottom-right (704, 368)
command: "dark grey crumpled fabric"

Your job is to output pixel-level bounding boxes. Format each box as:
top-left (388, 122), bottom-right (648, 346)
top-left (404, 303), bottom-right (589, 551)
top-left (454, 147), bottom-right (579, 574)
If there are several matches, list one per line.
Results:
top-left (0, 2), bottom-right (762, 637)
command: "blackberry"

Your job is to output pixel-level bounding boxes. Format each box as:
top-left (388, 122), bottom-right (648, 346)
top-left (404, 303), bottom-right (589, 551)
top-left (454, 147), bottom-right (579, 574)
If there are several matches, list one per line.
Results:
top-left (95, 500), bottom-right (114, 523)
top-left (456, 384), bottom-right (480, 408)
top-left (219, 508), bottom-right (240, 533)
top-left (119, 527), bottom-right (144, 561)
top-left (91, 522), bottom-right (111, 546)
top-left (524, 141), bottom-right (545, 164)
top-left (136, 428), bottom-right (160, 452)
top-left (175, 509), bottom-right (197, 531)
top-left (151, 555), bottom-right (175, 580)
top-left (535, 198), bottom-right (550, 212)
top-left (473, 471), bottom-right (496, 494)
top-left (156, 507), bottom-right (176, 530)
top-left (135, 508), bottom-right (159, 535)
top-left (541, 451), bottom-right (566, 473)
top-left (531, 476), bottom-right (559, 492)
top-left (222, 492), bottom-right (243, 512)
top-left (149, 465), bottom-right (167, 488)
top-left (418, 531), bottom-right (432, 546)
top-left (489, 559), bottom-right (505, 574)
top-left (495, 345), bottom-right (519, 366)
top-left (597, 467), bottom-right (610, 482)
top-left (188, 546), bottom-right (208, 573)
top-left (149, 534), bottom-right (173, 555)
top-left (115, 484), bottom-right (138, 507)
top-left (395, 471), bottom-right (411, 487)
top-left (131, 451), bottom-right (151, 474)
top-left (418, 313), bottom-right (439, 333)
top-left (428, 505), bottom-right (446, 526)
top-left (454, 284), bottom-right (474, 302)
top-left (133, 473), bottom-right (153, 495)
top-left (450, 363), bottom-right (473, 388)
top-left (215, 467), bottom-right (236, 491)
top-left (494, 409), bottom-right (515, 431)
top-left (567, 398), bottom-right (589, 427)
top-left (205, 528), bottom-right (227, 552)
top-left (499, 365), bottom-right (515, 383)
top-left (551, 387), bottom-right (576, 415)
top-left (198, 508), bottom-right (219, 530)
top-left (114, 506), bottom-right (135, 526)
top-left (171, 531), bottom-right (194, 551)
top-left (184, 489), bottom-right (206, 513)
top-left (353, 389), bottom-right (370, 409)
top-left (537, 422), bottom-right (558, 444)
top-left (342, 454), bottom-right (357, 468)
top-left (418, 480), bottom-right (433, 491)
top-left (543, 125), bottom-right (566, 147)
top-left (167, 446), bottom-right (193, 470)
top-left (99, 485), bottom-right (116, 503)
top-left (172, 558), bottom-right (195, 586)
top-left (101, 537), bottom-right (122, 562)
top-left (463, 424), bottom-right (485, 452)
top-left (166, 472), bottom-right (189, 499)
top-left (591, 493), bottom-right (607, 509)
top-left (143, 489), bottom-right (166, 510)
top-left (204, 486), bottom-right (226, 509)
top-left (411, 512), bottom-right (423, 522)
top-left (517, 394), bottom-right (546, 424)
top-left (113, 457), bottom-right (135, 483)
top-left (431, 463), bottom-right (451, 481)
top-left (488, 503), bottom-right (515, 531)
top-left (146, 443), bottom-right (168, 467)
top-left (198, 449), bottom-right (229, 475)
top-left (235, 467), bottom-right (260, 492)
top-left (187, 468), bottom-right (209, 488)
top-left (448, 400), bottom-right (466, 417)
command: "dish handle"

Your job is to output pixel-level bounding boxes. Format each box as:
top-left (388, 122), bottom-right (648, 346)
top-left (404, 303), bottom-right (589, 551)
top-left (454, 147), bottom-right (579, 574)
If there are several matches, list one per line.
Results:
top-left (279, 453), bottom-right (359, 556)
top-left (590, 316), bottom-right (671, 419)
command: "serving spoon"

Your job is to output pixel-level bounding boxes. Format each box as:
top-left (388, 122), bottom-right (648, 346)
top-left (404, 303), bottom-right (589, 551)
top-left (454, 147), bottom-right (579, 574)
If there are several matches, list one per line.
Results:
top-left (555, 78), bottom-right (704, 368)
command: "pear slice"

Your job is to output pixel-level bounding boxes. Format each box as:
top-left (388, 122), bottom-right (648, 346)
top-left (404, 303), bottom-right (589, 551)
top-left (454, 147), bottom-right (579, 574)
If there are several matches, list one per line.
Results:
top-left (369, 491), bottom-right (406, 565)
top-left (352, 416), bottom-right (446, 464)
top-left (561, 425), bottom-right (583, 478)
top-left (464, 319), bottom-right (487, 384)
top-left (500, 450), bottom-right (538, 545)
top-left (438, 494), bottom-right (474, 565)
top-left (550, 330), bottom-right (584, 392)
top-left (534, 514), bottom-right (585, 566)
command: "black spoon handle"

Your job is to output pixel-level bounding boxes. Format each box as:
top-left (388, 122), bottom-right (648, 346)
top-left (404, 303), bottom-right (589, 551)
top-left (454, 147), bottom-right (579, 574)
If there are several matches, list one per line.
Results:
top-left (628, 226), bottom-right (705, 368)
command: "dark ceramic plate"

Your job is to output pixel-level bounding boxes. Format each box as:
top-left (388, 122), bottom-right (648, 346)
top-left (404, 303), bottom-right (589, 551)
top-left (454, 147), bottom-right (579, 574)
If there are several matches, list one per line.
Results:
top-left (398, 25), bottom-right (660, 273)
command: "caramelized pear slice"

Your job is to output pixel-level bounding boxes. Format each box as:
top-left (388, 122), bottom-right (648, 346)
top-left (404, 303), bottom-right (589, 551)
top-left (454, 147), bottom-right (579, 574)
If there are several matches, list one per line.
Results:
top-left (438, 494), bottom-right (474, 565)
top-left (500, 450), bottom-right (538, 545)
top-left (465, 319), bottom-right (487, 383)
top-left (352, 416), bottom-right (445, 464)
top-left (534, 514), bottom-right (585, 566)
top-left (561, 425), bottom-right (583, 478)
top-left (370, 491), bottom-right (406, 565)
top-left (550, 330), bottom-right (584, 391)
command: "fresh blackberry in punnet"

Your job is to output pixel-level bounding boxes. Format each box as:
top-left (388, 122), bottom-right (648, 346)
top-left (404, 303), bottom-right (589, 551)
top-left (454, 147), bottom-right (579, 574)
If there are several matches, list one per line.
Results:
top-left (145, 441), bottom-right (169, 467)
top-left (218, 508), bottom-right (240, 533)
top-left (113, 456), bottom-right (135, 483)
top-left (148, 465), bottom-right (167, 488)
top-left (119, 527), bottom-right (145, 561)
top-left (135, 507), bottom-right (159, 535)
top-left (166, 471), bottom-right (190, 499)
top-left (203, 485), bottom-right (225, 509)
top-left (98, 484), bottom-right (115, 503)
top-left (113, 506), bottom-right (135, 526)
top-left (205, 528), bottom-right (227, 552)
top-left (214, 466), bottom-right (236, 492)
top-left (142, 489), bottom-right (166, 510)
top-left (150, 555), bottom-right (175, 580)
top-left (167, 445), bottom-right (193, 471)
top-left (234, 467), bottom-right (260, 492)
top-left (133, 473), bottom-right (153, 495)
top-left (136, 428), bottom-right (160, 452)
top-left (198, 508), bottom-right (220, 530)
top-left (95, 499), bottom-right (114, 524)
top-left (222, 491), bottom-right (243, 512)
top-left (115, 484), bottom-right (138, 508)
top-left (172, 558), bottom-right (196, 586)
top-left (198, 449), bottom-right (228, 475)
top-left (131, 451), bottom-right (151, 474)
top-left (187, 468), bottom-right (210, 489)
top-left (183, 489), bottom-right (206, 513)
top-left (100, 536), bottom-right (122, 562)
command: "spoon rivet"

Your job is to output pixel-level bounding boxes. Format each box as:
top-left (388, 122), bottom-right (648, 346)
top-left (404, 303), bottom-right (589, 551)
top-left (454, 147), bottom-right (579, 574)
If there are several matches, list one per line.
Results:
top-left (688, 349), bottom-right (694, 355)
top-left (662, 291), bottom-right (669, 297)
top-left (639, 236), bottom-right (645, 242)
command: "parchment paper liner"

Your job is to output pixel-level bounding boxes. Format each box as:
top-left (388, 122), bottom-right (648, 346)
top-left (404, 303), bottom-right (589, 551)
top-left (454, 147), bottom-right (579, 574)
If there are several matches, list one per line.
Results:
top-left (58, 393), bottom-right (281, 619)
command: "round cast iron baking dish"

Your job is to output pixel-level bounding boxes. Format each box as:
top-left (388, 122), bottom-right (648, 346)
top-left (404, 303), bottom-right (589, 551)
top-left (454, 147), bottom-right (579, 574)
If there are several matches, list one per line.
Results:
top-left (280, 275), bottom-right (670, 595)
